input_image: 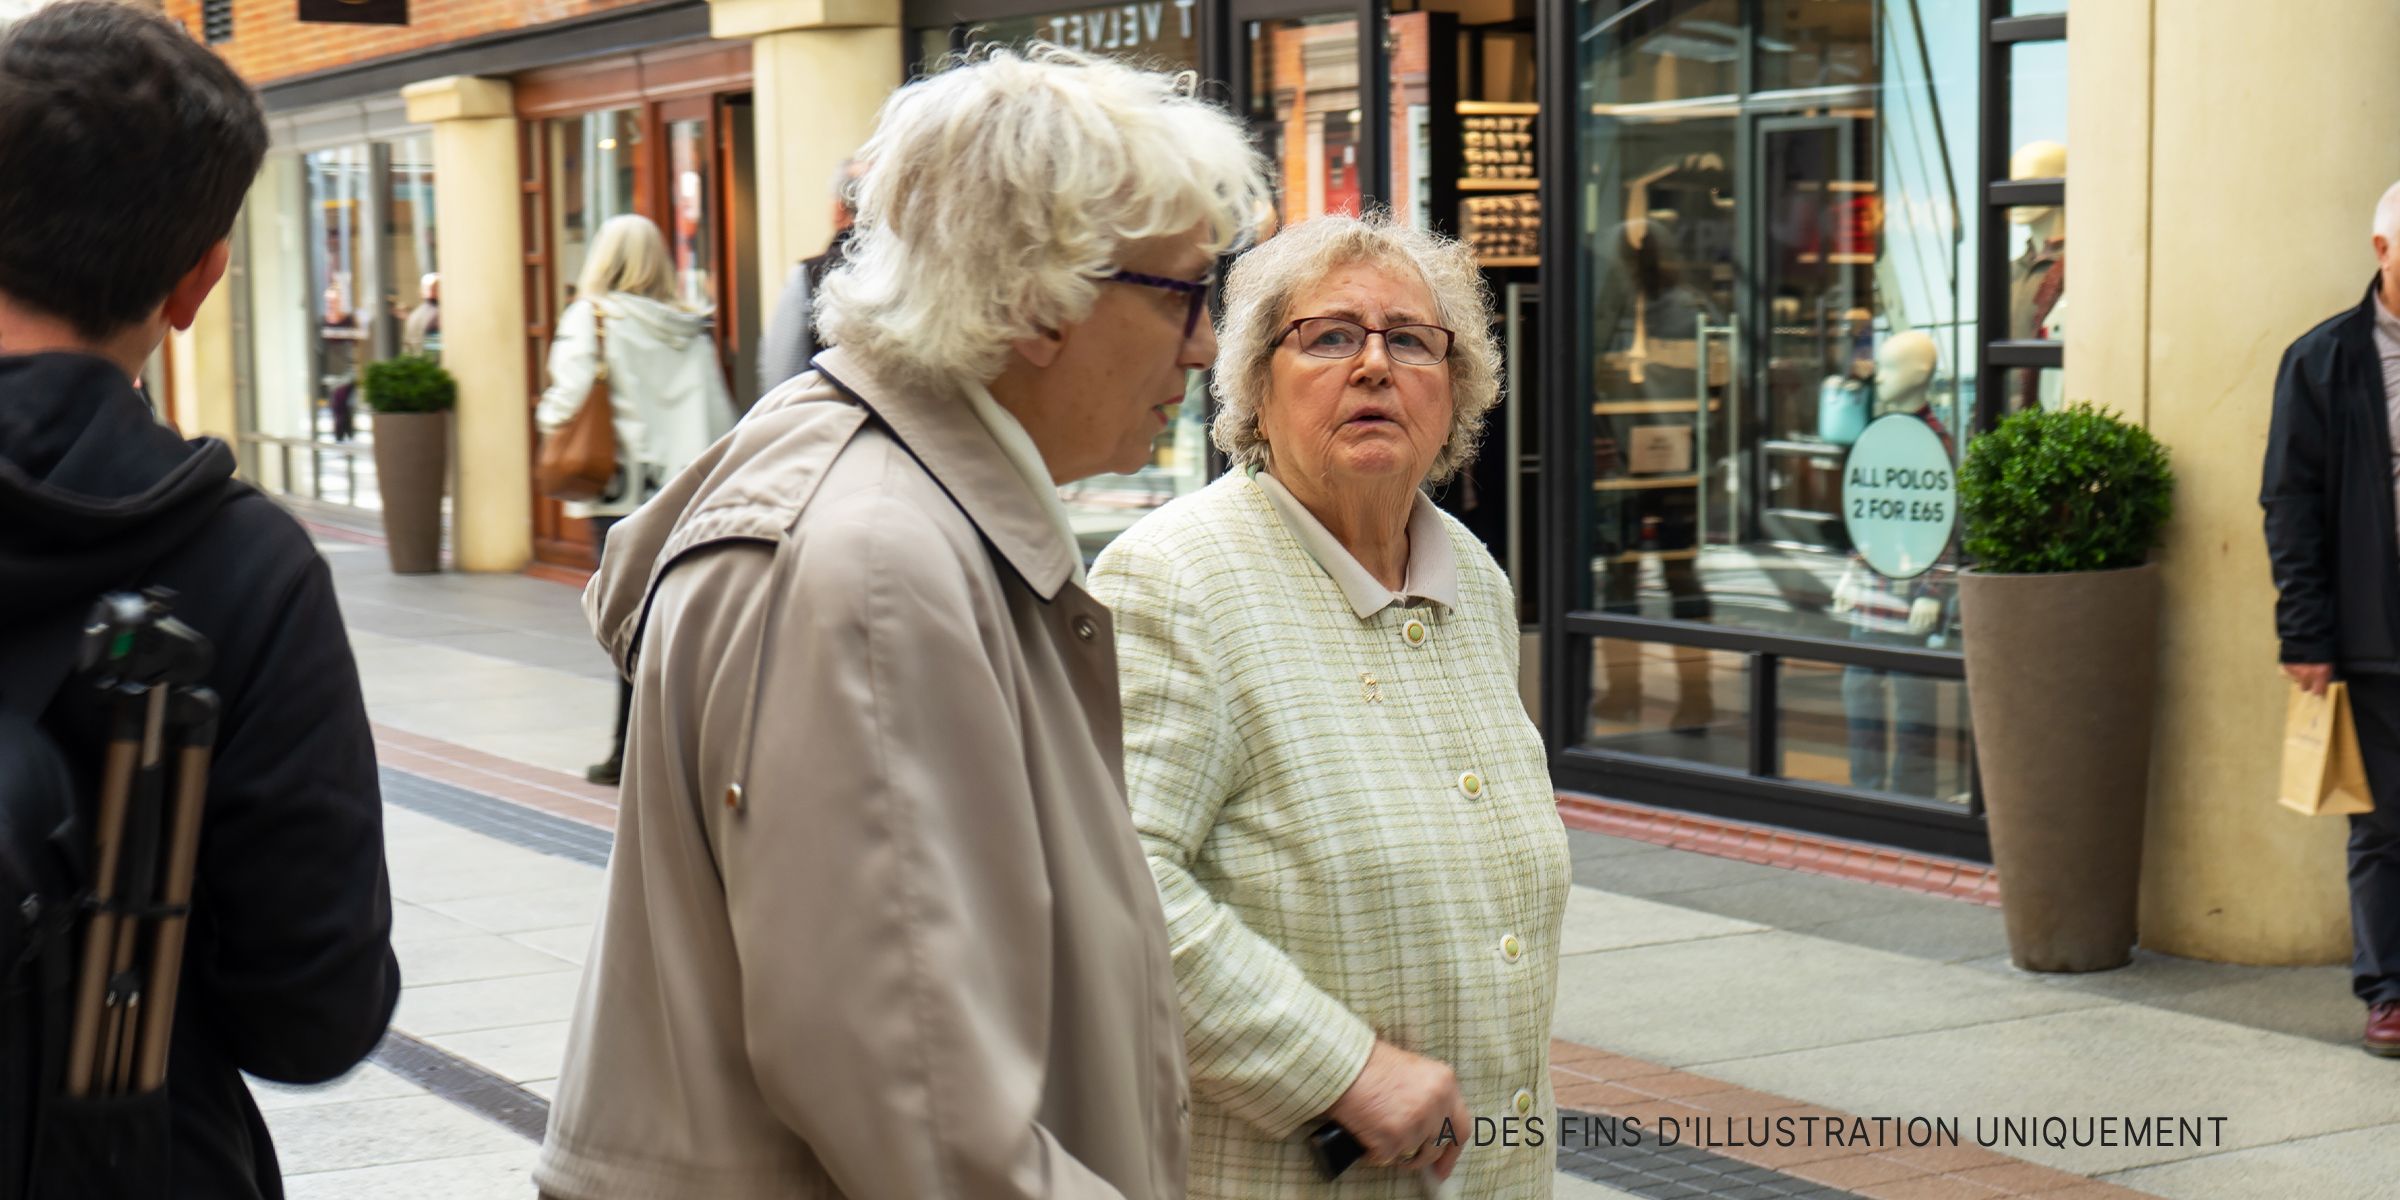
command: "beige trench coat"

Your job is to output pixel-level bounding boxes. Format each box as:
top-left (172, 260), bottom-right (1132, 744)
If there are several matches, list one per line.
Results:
top-left (533, 346), bottom-right (1190, 1200)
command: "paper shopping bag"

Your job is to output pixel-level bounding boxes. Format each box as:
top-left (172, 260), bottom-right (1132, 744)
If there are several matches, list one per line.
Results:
top-left (2280, 681), bottom-right (2375, 816)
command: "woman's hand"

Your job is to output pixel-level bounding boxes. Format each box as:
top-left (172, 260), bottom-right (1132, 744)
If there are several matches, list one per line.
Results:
top-left (1324, 1039), bottom-right (1473, 1180)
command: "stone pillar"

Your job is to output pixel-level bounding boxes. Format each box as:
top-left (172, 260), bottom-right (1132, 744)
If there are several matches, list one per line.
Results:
top-left (2072, 1), bottom-right (2400, 965)
top-left (401, 75), bottom-right (530, 573)
top-left (711, 0), bottom-right (902, 328)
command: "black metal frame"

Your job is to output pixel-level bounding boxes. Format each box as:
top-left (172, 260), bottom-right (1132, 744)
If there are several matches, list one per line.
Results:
top-left (1973, 0), bottom-right (2066, 433)
top-left (1535, 0), bottom-right (1994, 863)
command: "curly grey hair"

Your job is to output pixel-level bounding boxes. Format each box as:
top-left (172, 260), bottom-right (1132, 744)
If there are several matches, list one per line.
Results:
top-left (1210, 213), bottom-right (1498, 485)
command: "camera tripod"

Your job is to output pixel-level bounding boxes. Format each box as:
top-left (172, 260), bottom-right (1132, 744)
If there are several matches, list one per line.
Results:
top-left (62, 589), bottom-right (217, 1099)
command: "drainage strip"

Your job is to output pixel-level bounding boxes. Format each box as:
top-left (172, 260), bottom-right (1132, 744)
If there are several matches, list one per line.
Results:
top-left (1553, 1111), bottom-right (1863, 1200)
top-left (380, 764), bottom-right (612, 867)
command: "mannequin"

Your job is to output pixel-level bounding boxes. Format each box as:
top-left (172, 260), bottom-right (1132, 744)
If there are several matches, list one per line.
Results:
top-left (2007, 140), bottom-right (2066, 411)
top-left (1873, 329), bottom-right (1938, 417)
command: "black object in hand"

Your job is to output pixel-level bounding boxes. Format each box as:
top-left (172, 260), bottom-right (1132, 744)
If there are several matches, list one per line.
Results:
top-left (1307, 1120), bottom-right (1367, 1180)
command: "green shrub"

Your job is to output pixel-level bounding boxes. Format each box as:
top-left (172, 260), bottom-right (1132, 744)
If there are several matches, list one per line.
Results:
top-left (1957, 404), bottom-right (2174, 574)
top-left (361, 354), bottom-right (456, 414)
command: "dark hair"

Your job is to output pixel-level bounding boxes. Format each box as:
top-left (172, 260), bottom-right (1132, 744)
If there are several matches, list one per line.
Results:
top-left (0, 1), bottom-right (267, 339)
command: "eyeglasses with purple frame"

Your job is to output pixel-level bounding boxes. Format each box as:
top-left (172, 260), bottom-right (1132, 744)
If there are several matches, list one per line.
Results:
top-left (1100, 270), bottom-right (1212, 338)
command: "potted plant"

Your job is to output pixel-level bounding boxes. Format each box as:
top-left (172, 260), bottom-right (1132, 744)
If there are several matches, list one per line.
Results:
top-left (1957, 404), bottom-right (2175, 972)
top-left (362, 354), bottom-right (456, 575)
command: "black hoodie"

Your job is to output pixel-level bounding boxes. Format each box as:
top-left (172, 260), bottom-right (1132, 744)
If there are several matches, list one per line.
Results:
top-left (1, 353), bottom-right (398, 1199)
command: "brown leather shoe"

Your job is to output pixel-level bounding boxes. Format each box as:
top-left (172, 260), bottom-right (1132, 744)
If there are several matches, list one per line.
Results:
top-left (2366, 1002), bottom-right (2400, 1057)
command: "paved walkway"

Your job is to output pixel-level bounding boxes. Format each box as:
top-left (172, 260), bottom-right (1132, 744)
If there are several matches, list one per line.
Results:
top-left (260, 533), bottom-right (2395, 1199)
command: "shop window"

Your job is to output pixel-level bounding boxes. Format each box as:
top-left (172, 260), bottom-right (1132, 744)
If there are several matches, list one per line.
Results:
top-left (667, 119), bottom-right (716, 311)
top-left (546, 110), bottom-right (642, 318)
top-left (1247, 16), bottom-right (1365, 228)
top-left (240, 137), bottom-right (439, 511)
top-left (920, 2), bottom-right (1200, 73)
top-left (1579, 639), bottom-right (1750, 772)
top-left (1573, 0), bottom-right (1977, 647)
top-left (1778, 657), bottom-right (1973, 806)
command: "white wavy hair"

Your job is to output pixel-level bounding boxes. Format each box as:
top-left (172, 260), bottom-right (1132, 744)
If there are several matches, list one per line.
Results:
top-left (817, 47), bottom-right (1269, 387)
top-left (1211, 213), bottom-right (1499, 485)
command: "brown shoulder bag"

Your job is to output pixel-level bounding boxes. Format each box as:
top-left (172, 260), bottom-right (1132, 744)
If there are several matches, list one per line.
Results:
top-left (536, 315), bottom-right (618, 502)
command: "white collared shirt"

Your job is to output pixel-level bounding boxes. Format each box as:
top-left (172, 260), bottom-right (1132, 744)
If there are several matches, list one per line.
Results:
top-left (956, 376), bottom-right (1087, 588)
top-left (1250, 468), bottom-right (1460, 618)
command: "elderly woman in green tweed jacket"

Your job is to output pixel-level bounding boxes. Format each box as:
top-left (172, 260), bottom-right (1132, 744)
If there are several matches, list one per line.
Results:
top-left (1090, 214), bottom-right (1570, 1200)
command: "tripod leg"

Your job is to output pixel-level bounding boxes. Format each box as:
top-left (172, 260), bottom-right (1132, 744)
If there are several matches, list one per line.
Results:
top-left (66, 693), bottom-right (148, 1099)
top-left (135, 719), bottom-right (212, 1094)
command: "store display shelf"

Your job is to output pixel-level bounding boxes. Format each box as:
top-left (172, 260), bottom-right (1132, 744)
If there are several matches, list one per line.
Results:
top-left (1460, 178), bottom-right (1540, 191)
top-left (1593, 475), bottom-right (1700, 492)
top-left (1763, 439), bottom-right (1846, 457)
top-left (1592, 399), bottom-right (1719, 415)
top-left (1477, 255), bottom-right (1540, 268)
top-left (1458, 100), bottom-right (1541, 116)
top-left (1603, 548), bottom-right (1701, 563)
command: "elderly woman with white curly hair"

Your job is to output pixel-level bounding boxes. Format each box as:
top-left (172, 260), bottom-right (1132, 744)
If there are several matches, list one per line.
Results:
top-left (536, 48), bottom-right (1267, 1200)
top-left (1091, 214), bottom-right (1570, 1200)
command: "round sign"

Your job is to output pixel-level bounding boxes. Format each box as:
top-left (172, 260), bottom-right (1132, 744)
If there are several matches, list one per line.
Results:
top-left (1840, 414), bottom-right (1955, 579)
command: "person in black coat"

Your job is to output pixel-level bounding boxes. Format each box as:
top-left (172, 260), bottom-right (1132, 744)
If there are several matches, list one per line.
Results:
top-left (0, 5), bottom-right (399, 1195)
top-left (2262, 179), bottom-right (2400, 1060)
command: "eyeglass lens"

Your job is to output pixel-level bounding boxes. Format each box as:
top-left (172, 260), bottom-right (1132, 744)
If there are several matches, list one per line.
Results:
top-left (1290, 318), bottom-right (1451, 365)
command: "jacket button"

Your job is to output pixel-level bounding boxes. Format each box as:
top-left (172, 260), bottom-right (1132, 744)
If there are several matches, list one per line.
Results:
top-left (1512, 1087), bottom-right (1534, 1116)
top-left (1073, 615), bottom-right (1096, 641)
top-left (1500, 933), bottom-right (1522, 962)
top-left (724, 783), bottom-right (743, 810)
top-left (1403, 617), bottom-right (1429, 648)
top-left (1458, 771), bottom-right (1483, 799)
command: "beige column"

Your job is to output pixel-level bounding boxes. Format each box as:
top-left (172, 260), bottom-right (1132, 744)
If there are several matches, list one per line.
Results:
top-left (402, 75), bottom-right (530, 573)
top-left (182, 280), bottom-right (238, 444)
top-left (2073, 1), bottom-right (2400, 965)
top-left (712, 0), bottom-right (902, 327)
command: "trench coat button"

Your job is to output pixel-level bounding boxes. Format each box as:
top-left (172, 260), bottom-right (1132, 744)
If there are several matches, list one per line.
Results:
top-left (1073, 615), bottom-right (1096, 641)
top-left (724, 782), bottom-right (744, 810)
top-left (1458, 771), bottom-right (1484, 799)
top-left (1500, 933), bottom-right (1523, 962)
top-left (1402, 617), bottom-right (1429, 648)
top-left (1512, 1087), bottom-right (1534, 1116)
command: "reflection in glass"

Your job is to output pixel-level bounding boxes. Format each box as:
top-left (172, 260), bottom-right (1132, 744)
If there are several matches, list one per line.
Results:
top-left (667, 120), bottom-right (716, 312)
top-left (1581, 640), bottom-right (1749, 771)
top-left (936, 0), bottom-right (1199, 71)
top-left (1781, 657), bottom-right (1972, 805)
top-left (1246, 16), bottom-right (1362, 227)
top-left (548, 110), bottom-right (641, 317)
top-left (303, 146), bottom-right (369, 452)
top-left (389, 137), bottom-right (438, 359)
top-left (1575, 0), bottom-right (1978, 647)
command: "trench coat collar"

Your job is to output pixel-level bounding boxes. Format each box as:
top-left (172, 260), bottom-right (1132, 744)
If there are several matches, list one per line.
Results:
top-left (811, 345), bottom-right (1080, 601)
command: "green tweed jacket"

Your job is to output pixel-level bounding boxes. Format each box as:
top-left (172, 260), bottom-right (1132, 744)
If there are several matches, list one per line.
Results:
top-left (1092, 471), bottom-right (1571, 1200)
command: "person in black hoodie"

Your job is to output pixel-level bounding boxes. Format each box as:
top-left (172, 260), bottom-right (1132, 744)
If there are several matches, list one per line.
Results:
top-left (0, 4), bottom-right (400, 1196)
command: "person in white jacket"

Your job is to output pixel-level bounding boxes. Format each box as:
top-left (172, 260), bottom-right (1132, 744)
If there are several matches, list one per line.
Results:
top-left (537, 213), bottom-right (736, 782)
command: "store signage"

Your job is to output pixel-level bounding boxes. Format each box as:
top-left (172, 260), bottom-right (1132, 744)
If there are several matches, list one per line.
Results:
top-left (1036, 0), bottom-right (1196, 56)
top-left (299, 0), bottom-right (406, 25)
top-left (1840, 414), bottom-right (1954, 579)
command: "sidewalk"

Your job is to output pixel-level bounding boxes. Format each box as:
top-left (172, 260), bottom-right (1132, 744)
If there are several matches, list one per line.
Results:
top-left (265, 532), bottom-right (2394, 1199)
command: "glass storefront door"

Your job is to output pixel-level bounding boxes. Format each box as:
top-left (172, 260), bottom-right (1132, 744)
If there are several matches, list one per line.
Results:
top-left (1559, 0), bottom-right (1985, 856)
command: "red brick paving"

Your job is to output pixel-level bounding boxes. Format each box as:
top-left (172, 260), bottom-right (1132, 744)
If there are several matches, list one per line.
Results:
top-left (1553, 791), bottom-right (2004, 908)
top-left (373, 722), bottom-right (619, 831)
top-left (1549, 1038), bottom-right (2164, 1199)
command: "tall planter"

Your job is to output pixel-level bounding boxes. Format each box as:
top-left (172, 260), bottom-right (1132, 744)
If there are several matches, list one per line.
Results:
top-left (372, 411), bottom-right (448, 574)
top-left (1960, 562), bottom-right (2161, 971)
top-left (1957, 404), bottom-right (2173, 972)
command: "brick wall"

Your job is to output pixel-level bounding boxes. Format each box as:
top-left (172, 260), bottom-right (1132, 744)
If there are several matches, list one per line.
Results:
top-left (163, 0), bottom-right (659, 86)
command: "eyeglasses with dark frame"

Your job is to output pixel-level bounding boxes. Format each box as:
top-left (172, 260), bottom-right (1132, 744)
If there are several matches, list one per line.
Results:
top-left (1099, 270), bottom-right (1212, 338)
top-left (1276, 316), bottom-right (1456, 366)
